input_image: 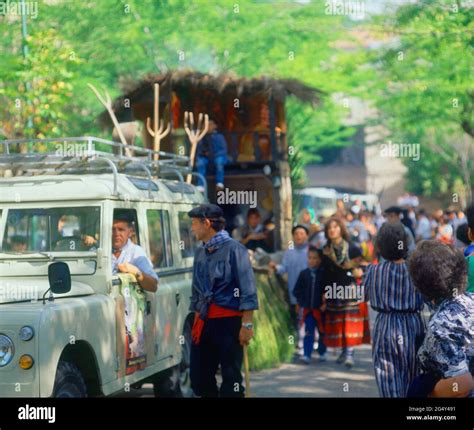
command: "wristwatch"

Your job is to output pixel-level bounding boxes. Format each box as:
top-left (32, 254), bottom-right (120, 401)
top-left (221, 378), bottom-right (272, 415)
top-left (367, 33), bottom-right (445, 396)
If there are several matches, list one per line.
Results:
top-left (242, 322), bottom-right (253, 330)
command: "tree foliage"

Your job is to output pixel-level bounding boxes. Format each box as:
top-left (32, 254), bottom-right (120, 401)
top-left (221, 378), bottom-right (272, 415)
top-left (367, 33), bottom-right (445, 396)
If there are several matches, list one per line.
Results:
top-left (0, 28), bottom-right (80, 141)
top-left (1, 0), bottom-right (471, 203)
top-left (366, 0), bottom-right (474, 203)
top-left (0, 0), bottom-right (354, 159)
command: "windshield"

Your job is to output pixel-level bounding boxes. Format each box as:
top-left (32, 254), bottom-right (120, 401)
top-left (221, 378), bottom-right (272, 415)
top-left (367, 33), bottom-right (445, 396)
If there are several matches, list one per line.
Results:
top-left (1, 207), bottom-right (101, 253)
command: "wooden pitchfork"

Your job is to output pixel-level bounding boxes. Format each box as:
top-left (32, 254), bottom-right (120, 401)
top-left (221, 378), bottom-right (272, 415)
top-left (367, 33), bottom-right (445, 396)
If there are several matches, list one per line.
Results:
top-left (146, 83), bottom-right (171, 162)
top-left (184, 111), bottom-right (209, 184)
top-left (87, 83), bottom-right (132, 157)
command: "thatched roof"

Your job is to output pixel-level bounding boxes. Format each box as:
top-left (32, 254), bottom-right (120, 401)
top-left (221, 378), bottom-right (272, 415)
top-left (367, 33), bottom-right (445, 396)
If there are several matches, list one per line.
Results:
top-left (99, 70), bottom-right (324, 125)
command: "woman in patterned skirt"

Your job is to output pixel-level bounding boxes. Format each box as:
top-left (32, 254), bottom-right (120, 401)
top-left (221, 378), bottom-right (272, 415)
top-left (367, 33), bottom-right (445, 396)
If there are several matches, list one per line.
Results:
top-left (322, 217), bottom-right (371, 368)
top-left (365, 222), bottom-right (425, 397)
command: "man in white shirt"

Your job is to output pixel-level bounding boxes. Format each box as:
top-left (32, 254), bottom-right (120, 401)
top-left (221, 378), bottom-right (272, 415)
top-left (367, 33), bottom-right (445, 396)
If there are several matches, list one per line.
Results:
top-left (111, 213), bottom-right (158, 292)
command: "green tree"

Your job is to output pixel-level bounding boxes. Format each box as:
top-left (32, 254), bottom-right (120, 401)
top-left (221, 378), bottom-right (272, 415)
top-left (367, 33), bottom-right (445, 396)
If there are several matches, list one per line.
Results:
top-left (0, 27), bottom-right (81, 141)
top-left (1, 1), bottom-right (357, 168)
top-left (368, 0), bottom-right (474, 204)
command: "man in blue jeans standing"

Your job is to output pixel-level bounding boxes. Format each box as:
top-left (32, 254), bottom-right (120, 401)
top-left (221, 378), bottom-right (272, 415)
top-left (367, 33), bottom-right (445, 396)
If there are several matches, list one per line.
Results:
top-left (195, 119), bottom-right (228, 192)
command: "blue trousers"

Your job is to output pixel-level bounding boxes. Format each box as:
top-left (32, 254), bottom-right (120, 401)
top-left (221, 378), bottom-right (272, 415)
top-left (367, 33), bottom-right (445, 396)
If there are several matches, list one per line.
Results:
top-left (190, 316), bottom-right (244, 397)
top-left (196, 155), bottom-right (227, 186)
top-left (303, 312), bottom-right (327, 359)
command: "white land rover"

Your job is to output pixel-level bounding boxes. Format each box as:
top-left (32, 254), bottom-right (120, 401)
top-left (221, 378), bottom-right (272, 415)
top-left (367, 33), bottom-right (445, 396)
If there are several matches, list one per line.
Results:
top-left (0, 137), bottom-right (207, 397)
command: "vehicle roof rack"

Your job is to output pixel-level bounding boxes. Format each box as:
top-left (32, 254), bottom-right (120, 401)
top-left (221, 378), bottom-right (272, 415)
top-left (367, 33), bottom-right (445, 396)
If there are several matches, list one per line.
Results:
top-left (0, 136), bottom-right (193, 191)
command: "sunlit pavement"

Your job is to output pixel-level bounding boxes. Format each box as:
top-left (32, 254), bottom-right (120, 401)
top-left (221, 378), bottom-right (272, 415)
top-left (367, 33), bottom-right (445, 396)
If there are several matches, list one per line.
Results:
top-left (248, 343), bottom-right (378, 397)
top-left (118, 308), bottom-right (382, 398)
top-left (246, 306), bottom-right (379, 397)
top-left (116, 342), bottom-right (378, 398)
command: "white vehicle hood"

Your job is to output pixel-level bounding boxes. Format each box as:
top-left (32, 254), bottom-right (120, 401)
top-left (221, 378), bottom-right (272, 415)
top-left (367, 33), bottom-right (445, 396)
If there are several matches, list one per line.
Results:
top-left (0, 278), bottom-right (94, 305)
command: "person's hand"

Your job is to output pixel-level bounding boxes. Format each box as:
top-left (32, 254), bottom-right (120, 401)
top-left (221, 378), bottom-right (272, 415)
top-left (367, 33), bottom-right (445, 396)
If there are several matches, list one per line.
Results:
top-left (268, 261), bottom-right (277, 271)
top-left (82, 235), bottom-right (96, 247)
top-left (319, 303), bottom-right (327, 312)
top-left (117, 262), bottom-right (140, 277)
top-left (342, 260), bottom-right (353, 270)
top-left (239, 326), bottom-right (254, 346)
top-left (352, 268), bottom-right (363, 278)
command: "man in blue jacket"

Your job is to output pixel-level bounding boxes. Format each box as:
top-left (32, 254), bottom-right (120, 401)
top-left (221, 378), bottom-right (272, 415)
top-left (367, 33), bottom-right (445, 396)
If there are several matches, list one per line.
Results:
top-left (188, 204), bottom-right (258, 397)
top-left (195, 119), bottom-right (228, 192)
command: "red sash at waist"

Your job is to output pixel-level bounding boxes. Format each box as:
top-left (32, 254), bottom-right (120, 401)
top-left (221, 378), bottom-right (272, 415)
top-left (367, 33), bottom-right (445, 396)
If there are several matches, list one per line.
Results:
top-left (191, 304), bottom-right (243, 345)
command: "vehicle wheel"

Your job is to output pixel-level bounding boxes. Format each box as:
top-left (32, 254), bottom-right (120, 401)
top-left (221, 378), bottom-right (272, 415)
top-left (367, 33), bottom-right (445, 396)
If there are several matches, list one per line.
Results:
top-left (153, 319), bottom-right (192, 397)
top-left (52, 361), bottom-right (88, 398)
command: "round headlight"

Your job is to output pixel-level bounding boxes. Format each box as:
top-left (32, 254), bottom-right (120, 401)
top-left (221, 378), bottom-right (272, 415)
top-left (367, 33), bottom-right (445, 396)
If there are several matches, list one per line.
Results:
top-left (19, 326), bottom-right (35, 341)
top-left (0, 335), bottom-right (15, 367)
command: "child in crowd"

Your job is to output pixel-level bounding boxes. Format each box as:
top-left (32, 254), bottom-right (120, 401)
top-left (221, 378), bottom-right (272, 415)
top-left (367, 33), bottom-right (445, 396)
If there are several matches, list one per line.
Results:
top-left (294, 246), bottom-right (327, 364)
top-left (364, 222), bottom-right (425, 397)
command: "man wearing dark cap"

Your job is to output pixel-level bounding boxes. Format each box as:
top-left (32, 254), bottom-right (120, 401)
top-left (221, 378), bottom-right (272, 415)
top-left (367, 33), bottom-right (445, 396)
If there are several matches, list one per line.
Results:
top-left (188, 203), bottom-right (258, 397)
top-left (384, 206), bottom-right (416, 255)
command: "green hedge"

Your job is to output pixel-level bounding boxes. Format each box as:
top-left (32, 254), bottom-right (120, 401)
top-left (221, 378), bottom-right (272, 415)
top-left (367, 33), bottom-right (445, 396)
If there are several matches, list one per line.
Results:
top-left (247, 271), bottom-right (295, 371)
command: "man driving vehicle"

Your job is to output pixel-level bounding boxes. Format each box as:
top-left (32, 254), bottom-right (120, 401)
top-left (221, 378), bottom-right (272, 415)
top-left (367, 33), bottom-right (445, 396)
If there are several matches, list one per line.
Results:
top-left (55, 214), bottom-right (99, 250)
top-left (111, 211), bottom-right (158, 293)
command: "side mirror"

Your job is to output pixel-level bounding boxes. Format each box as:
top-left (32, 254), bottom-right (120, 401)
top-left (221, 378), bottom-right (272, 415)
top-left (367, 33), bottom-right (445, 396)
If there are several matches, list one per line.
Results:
top-left (48, 262), bottom-right (71, 295)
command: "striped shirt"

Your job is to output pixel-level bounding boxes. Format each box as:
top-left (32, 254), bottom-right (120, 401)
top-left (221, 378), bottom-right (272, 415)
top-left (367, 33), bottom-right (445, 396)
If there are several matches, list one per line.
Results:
top-left (364, 261), bottom-right (424, 312)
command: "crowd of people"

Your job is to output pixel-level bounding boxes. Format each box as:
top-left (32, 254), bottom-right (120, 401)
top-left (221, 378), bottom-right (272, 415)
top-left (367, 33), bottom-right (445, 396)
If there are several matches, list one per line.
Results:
top-left (256, 199), bottom-right (474, 398)
top-left (187, 196), bottom-right (473, 398)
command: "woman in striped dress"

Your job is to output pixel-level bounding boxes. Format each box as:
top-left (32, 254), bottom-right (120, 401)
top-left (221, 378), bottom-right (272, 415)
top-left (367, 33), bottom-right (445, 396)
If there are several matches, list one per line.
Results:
top-left (365, 222), bottom-right (425, 397)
